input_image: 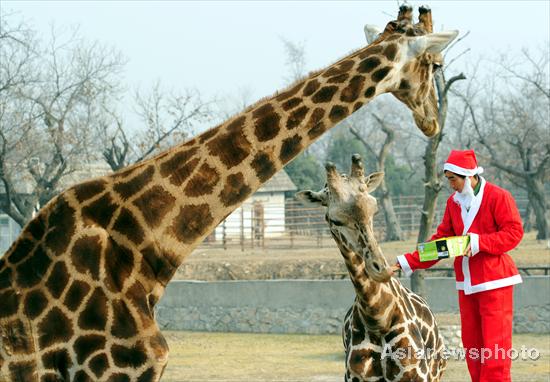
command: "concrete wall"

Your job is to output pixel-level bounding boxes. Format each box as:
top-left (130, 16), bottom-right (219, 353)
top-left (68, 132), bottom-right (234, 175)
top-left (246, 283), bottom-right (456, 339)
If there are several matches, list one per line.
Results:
top-left (156, 277), bottom-right (550, 334)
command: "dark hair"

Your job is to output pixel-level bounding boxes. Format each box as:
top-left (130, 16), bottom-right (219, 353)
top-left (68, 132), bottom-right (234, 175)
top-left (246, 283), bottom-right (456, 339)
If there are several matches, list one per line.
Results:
top-left (444, 171), bottom-right (479, 181)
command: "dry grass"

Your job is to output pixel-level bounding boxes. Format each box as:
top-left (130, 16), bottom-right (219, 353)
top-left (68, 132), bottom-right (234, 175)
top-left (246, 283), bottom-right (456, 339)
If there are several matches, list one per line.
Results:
top-left (161, 331), bottom-right (550, 381)
top-left (188, 232), bottom-right (549, 266)
top-left (176, 232), bottom-right (549, 281)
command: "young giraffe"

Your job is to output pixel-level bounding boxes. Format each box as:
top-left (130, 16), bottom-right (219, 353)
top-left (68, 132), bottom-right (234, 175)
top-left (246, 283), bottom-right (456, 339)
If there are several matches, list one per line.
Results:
top-left (0, 6), bottom-right (457, 381)
top-left (297, 154), bottom-right (447, 381)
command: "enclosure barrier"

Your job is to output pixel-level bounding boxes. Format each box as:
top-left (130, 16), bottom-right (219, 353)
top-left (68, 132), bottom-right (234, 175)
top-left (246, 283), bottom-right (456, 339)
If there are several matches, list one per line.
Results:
top-left (156, 276), bottom-right (550, 335)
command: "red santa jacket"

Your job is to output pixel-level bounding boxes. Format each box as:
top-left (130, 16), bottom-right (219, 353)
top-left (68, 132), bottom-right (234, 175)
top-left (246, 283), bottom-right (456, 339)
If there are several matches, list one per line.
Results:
top-left (397, 177), bottom-right (524, 295)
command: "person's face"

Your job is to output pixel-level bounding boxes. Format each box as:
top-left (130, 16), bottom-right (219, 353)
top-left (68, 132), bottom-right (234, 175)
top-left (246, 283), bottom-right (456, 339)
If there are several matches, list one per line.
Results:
top-left (444, 171), bottom-right (466, 192)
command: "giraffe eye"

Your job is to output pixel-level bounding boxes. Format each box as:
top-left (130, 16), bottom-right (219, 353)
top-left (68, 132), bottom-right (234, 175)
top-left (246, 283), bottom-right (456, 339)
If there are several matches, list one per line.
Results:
top-left (329, 219), bottom-right (345, 227)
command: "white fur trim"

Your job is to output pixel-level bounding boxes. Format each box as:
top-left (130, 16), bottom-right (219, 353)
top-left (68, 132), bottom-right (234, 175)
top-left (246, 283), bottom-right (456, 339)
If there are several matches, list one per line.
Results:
top-left (458, 255), bottom-right (522, 294)
top-left (396, 255), bottom-right (413, 277)
top-left (444, 163), bottom-right (483, 176)
top-left (469, 233), bottom-right (480, 256)
top-left (461, 177), bottom-right (486, 234)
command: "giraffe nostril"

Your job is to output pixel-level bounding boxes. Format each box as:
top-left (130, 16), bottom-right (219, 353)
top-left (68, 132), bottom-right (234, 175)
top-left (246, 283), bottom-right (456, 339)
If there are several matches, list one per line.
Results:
top-left (372, 262), bottom-right (381, 272)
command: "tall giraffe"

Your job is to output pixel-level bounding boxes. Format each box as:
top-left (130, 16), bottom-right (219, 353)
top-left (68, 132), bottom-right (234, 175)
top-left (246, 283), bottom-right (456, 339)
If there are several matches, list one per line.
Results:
top-left (296, 154), bottom-right (447, 381)
top-left (0, 6), bottom-right (457, 381)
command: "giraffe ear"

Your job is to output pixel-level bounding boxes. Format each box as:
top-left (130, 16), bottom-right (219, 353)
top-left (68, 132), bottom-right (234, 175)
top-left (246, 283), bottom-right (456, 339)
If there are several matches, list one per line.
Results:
top-left (295, 190), bottom-right (328, 207)
top-left (364, 24), bottom-right (382, 44)
top-left (364, 172), bottom-right (384, 193)
top-left (409, 30), bottom-right (459, 56)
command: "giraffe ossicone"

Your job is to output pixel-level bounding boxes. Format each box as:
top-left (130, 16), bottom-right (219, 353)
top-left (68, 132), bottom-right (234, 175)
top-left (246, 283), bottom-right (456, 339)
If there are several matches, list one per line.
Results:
top-left (296, 154), bottom-right (447, 381)
top-left (1, 5), bottom-right (456, 381)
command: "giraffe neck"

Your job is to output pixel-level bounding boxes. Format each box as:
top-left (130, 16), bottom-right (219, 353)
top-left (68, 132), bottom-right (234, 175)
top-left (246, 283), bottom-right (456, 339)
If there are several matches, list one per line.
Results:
top-left (335, 244), bottom-right (397, 332)
top-left (132, 44), bottom-right (394, 269)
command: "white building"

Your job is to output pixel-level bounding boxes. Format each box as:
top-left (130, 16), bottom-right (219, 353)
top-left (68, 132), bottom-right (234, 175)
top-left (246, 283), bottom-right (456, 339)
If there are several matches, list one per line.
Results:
top-left (213, 170), bottom-right (297, 242)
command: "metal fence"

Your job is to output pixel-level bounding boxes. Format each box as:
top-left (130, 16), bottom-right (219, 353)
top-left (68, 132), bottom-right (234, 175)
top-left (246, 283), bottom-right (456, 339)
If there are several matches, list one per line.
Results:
top-left (198, 194), bottom-right (541, 251)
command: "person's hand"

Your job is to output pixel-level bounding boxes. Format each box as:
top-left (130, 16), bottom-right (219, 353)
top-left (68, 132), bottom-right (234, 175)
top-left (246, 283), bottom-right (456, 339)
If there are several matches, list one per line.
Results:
top-left (462, 242), bottom-right (472, 257)
top-left (389, 263), bottom-right (401, 276)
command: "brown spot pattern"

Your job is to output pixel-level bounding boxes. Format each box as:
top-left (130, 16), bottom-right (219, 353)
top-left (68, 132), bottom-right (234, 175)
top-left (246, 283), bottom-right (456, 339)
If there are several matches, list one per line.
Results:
top-left (71, 235), bottom-right (101, 280)
top-left (275, 82), bottom-right (304, 101)
top-left (364, 86), bottom-right (376, 98)
top-left (7, 238), bottom-right (34, 265)
top-left (372, 66), bottom-right (391, 82)
top-left (311, 86), bottom-right (338, 103)
top-left (219, 173), bottom-right (252, 207)
top-left (207, 116), bottom-right (251, 168)
top-left (111, 299), bottom-right (138, 338)
top-left (251, 152), bottom-right (277, 183)
top-left (0, 289), bottom-right (19, 318)
top-left (45, 261), bottom-right (69, 299)
top-left (113, 208), bottom-right (145, 245)
top-left (280, 135), bottom-right (303, 164)
top-left (159, 147), bottom-right (200, 186)
top-left (112, 342), bottom-right (148, 368)
top-left (44, 197), bottom-right (75, 254)
top-left (328, 105), bottom-right (348, 124)
top-left (306, 108), bottom-right (326, 139)
top-left (282, 97), bottom-right (302, 111)
top-left (286, 106), bottom-right (308, 130)
top-left (302, 79), bottom-right (321, 96)
top-left (89, 353), bottom-right (109, 379)
top-left (24, 289), bottom-right (48, 319)
top-left (63, 280), bottom-right (91, 312)
top-left (327, 73), bottom-right (349, 84)
top-left (341, 75), bottom-right (366, 103)
top-left (82, 193), bottom-right (118, 228)
top-left (78, 287), bottom-right (108, 331)
top-left (42, 349), bottom-right (71, 379)
top-left (170, 204), bottom-right (214, 244)
top-left (254, 107), bottom-right (281, 142)
top-left (184, 163), bottom-right (220, 197)
top-left (73, 179), bottom-right (107, 203)
top-left (133, 186), bottom-right (176, 228)
top-left (16, 244), bottom-right (51, 289)
top-left (37, 307), bottom-right (73, 348)
top-left (113, 165), bottom-right (155, 200)
top-left (358, 44), bottom-right (383, 59)
top-left (382, 44), bottom-right (398, 61)
top-left (73, 335), bottom-right (106, 364)
top-left (358, 57), bottom-right (381, 73)
top-left (104, 240), bottom-right (134, 293)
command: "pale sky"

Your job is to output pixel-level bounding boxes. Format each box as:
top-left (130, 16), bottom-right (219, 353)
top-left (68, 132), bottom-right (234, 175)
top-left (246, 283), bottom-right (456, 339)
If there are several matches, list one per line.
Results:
top-left (3, 0), bottom-right (550, 121)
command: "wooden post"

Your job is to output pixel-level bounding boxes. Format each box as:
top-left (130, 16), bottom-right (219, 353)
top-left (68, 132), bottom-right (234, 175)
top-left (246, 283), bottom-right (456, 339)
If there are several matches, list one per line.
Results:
top-left (240, 207), bottom-right (244, 252)
top-left (222, 219), bottom-right (227, 250)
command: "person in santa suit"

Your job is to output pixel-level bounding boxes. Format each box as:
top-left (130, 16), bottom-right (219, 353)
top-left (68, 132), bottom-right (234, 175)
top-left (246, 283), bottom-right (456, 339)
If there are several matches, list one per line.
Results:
top-left (392, 149), bottom-right (523, 382)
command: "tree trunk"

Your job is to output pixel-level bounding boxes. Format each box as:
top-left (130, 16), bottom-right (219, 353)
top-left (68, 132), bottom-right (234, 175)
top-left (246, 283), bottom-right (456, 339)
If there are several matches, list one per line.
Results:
top-left (410, 70), bottom-right (465, 296)
top-left (380, 181), bottom-right (403, 241)
top-left (527, 177), bottom-right (549, 240)
top-left (412, 132), bottom-right (443, 297)
top-left (522, 200), bottom-right (534, 232)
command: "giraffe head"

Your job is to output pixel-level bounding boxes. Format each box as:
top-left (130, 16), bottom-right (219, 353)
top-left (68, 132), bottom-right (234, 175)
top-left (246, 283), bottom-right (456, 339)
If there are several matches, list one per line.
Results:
top-left (363, 5), bottom-right (458, 136)
top-left (296, 154), bottom-right (391, 282)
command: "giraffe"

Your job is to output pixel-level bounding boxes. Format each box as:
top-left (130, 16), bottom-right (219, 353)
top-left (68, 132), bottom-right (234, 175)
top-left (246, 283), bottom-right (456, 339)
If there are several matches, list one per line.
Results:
top-left (296, 154), bottom-right (447, 381)
top-left (0, 6), bottom-right (457, 381)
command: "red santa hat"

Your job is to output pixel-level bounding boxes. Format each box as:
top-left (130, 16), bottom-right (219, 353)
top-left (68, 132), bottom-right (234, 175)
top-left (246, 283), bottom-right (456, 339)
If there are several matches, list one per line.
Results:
top-left (443, 149), bottom-right (484, 176)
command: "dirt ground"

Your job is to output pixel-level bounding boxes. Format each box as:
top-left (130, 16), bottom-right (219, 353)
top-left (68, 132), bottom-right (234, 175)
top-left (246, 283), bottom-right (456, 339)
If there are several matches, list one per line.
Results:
top-left (161, 331), bottom-right (550, 381)
top-left (175, 232), bottom-right (550, 281)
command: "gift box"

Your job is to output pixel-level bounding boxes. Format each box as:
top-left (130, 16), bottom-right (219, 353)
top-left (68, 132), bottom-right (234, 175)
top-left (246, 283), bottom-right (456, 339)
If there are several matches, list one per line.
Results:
top-left (418, 235), bottom-right (470, 262)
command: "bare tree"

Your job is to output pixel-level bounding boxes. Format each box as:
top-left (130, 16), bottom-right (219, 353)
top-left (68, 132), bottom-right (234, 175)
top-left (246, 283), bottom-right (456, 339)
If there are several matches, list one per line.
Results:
top-left (0, 19), bottom-right (125, 227)
top-left (349, 113), bottom-right (404, 241)
top-left (456, 48), bottom-right (549, 239)
top-left (100, 81), bottom-right (211, 171)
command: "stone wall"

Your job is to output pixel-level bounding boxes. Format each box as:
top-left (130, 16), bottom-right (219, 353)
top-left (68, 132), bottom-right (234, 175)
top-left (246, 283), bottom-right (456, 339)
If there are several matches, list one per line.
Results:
top-left (156, 277), bottom-right (550, 335)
